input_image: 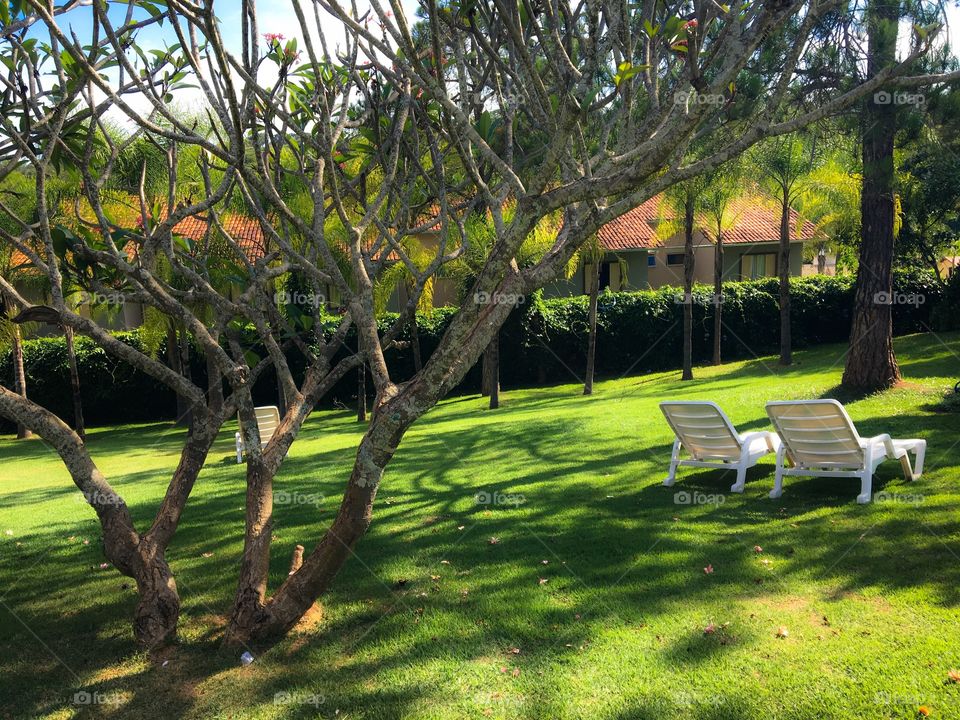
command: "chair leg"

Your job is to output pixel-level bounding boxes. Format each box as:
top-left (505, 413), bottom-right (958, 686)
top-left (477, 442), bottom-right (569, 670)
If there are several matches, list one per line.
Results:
top-left (857, 470), bottom-right (873, 504)
top-left (769, 445), bottom-right (786, 499)
top-left (663, 438), bottom-right (681, 487)
top-left (911, 441), bottom-right (926, 479)
top-left (731, 450), bottom-right (748, 493)
top-left (898, 453), bottom-right (915, 482)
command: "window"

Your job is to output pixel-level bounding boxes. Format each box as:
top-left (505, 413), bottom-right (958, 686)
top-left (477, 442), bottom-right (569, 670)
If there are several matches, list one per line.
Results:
top-left (647, 255), bottom-right (656, 267)
top-left (740, 253), bottom-right (777, 280)
top-left (666, 253), bottom-right (685, 266)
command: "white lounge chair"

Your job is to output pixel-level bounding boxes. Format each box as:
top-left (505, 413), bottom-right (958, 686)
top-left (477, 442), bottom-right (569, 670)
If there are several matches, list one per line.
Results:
top-left (235, 405), bottom-right (281, 463)
top-left (765, 399), bottom-right (926, 504)
top-left (660, 401), bottom-right (780, 493)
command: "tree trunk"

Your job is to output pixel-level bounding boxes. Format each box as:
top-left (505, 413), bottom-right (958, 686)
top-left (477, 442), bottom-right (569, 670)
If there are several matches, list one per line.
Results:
top-left (64, 325), bottom-right (85, 440)
top-left (224, 405), bottom-right (404, 645)
top-left (712, 234), bottom-right (723, 366)
top-left (206, 352), bottom-right (223, 415)
top-left (842, 0), bottom-right (901, 392)
top-left (486, 333), bottom-right (500, 409)
top-left (131, 544), bottom-right (181, 647)
top-left (817, 247), bottom-right (827, 275)
top-left (682, 196), bottom-right (695, 381)
top-left (410, 307), bottom-right (423, 373)
top-left (357, 363), bottom-right (367, 422)
top-left (167, 326), bottom-right (191, 425)
top-left (177, 329), bottom-right (195, 429)
top-left (584, 261), bottom-right (600, 394)
top-left (480, 345), bottom-right (490, 396)
top-left (12, 324), bottom-right (31, 439)
top-left (778, 193), bottom-right (793, 366)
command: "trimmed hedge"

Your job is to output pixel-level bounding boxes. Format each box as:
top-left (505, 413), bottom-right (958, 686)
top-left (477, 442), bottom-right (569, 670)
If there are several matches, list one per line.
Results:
top-left (0, 270), bottom-right (943, 430)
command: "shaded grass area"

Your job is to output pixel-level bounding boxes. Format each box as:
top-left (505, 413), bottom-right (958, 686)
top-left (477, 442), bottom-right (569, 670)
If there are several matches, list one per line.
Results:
top-left (1, 332), bottom-right (960, 719)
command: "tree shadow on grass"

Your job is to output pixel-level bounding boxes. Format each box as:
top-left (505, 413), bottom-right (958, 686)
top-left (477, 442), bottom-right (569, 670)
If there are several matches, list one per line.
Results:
top-left (4, 339), bottom-right (960, 718)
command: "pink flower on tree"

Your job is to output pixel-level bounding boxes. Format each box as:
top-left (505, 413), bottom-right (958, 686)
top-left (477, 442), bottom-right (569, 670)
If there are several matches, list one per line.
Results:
top-left (264, 32), bottom-right (285, 43)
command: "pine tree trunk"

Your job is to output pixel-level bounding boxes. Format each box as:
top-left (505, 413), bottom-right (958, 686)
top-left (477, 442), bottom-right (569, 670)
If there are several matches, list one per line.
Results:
top-left (778, 194), bottom-right (793, 366)
top-left (842, 0), bottom-right (901, 392)
top-left (584, 262), bottom-right (600, 395)
top-left (64, 325), bottom-right (85, 441)
top-left (682, 197), bottom-right (695, 381)
top-left (713, 234), bottom-right (723, 366)
top-left (12, 325), bottom-right (31, 439)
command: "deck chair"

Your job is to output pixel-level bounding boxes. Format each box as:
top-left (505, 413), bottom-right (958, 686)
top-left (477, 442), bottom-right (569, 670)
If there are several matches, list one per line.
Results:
top-left (235, 405), bottom-right (281, 463)
top-left (765, 399), bottom-right (926, 504)
top-left (660, 401), bottom-right (780, 493)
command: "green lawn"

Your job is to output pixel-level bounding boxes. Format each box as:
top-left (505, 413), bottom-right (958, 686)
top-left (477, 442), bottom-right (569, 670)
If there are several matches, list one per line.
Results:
top-left (3, 333), bottom-right (960, 719)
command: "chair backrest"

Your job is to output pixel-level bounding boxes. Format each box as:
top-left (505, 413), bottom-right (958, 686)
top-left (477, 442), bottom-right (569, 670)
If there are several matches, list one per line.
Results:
top-left (238, 406), bottom-right (281, 446)
top-left (766, 400), bottom-right (863, 468)
top-left (659, 401), bottom-right (743, 461)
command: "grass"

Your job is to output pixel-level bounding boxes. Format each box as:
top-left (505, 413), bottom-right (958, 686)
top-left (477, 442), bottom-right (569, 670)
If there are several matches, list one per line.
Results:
top-left (3, 332), bottom-right (960, 719)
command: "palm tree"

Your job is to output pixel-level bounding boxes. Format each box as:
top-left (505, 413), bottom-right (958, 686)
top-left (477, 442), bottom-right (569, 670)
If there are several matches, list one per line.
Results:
top-left (0, 249), bottom-right (39, 440)
top-left (752, 136), bottom-right (820, 366)
top-left (699, 169), bottom-right (744, 366)
top-left (566, 234), bottom-right (606, 395)
top-left (797, 156), bottom-right (865, 274)
top-left (658, 178), bottom-right (707, 380)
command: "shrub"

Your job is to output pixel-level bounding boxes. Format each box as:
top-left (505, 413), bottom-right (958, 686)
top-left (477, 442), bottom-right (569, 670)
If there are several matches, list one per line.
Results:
top-left (0, 271), bottom-right (942, 430)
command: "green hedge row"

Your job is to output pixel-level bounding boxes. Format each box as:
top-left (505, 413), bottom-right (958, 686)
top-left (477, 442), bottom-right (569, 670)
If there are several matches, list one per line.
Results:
top-left (0, 270), bottom-right (944, 430)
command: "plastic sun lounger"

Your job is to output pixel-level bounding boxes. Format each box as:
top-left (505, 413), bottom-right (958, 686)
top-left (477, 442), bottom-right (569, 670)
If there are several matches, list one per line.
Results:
top-left (235, 405), bottom-right (281, 463)
top-left (765, 399), bottom-right (926, 504)
top-left (660, 401), bottom-right (780, 493)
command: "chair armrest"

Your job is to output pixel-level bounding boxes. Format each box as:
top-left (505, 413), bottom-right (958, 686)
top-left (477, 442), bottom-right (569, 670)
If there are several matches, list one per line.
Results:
top-left (862, 434), bottom-right (900, 459)
top-left (739, 431), bottom-right (778, 452)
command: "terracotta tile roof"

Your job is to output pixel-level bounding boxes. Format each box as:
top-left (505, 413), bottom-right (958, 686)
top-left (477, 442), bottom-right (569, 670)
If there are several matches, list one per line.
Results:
top-left (168, 213), bottom-right (269, 261)
top-left (597, 194), bottom-right (820, 251)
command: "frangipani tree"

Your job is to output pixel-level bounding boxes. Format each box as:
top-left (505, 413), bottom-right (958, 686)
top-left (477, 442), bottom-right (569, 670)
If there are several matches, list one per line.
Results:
top-left (0, 0), bottom-right (957, 650)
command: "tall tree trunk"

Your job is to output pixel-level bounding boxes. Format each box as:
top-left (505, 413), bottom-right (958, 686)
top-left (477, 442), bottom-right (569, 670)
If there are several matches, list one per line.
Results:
top-left (64, 325), bottom-right (85, 441)
top-left (712, 234), bottom-right (723, 366)
top-left (778, 193), bottom-right (793, 366)
top-left (682, 197), bottom-right (695, 381)
top-left (486, 332), bottom-right (500, 409)
top-left (842, 0), bottom-right (901, 391)
top-left (357, 363), bottom-right (367, 422)
top-left (177, 328), bottom-right (194, 430)
top-left (410, 313), bottom-right (423, 373)
top-left (167, 326), bottom-right (191, 424)
top-left (480, 345), bottom-right (491, 396)
top-left (206, 352), bottom-right (223, 415)
top-left (584, 261), bottom-right (600, 394)
top-left (12, 325), bottom-right (31, 439)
